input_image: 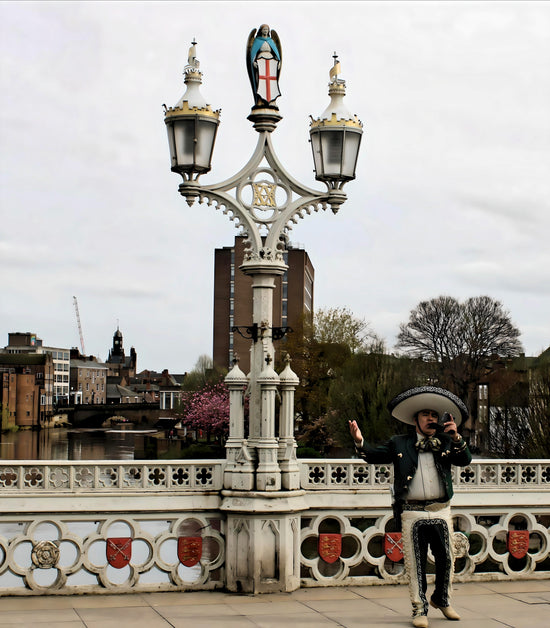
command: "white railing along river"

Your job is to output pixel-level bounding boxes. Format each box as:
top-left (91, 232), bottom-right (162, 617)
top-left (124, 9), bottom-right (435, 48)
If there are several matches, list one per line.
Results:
top-left (1, 459), bottom-right (548, 595)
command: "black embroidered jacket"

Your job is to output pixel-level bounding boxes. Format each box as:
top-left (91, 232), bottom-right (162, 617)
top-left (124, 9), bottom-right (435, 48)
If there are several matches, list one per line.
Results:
top-left (355, 433), bottom-right (472, 529)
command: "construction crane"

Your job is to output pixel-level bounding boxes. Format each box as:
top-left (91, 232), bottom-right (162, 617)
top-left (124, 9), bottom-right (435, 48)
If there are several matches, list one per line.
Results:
top-left (72, 296), bottom-right (86, 356)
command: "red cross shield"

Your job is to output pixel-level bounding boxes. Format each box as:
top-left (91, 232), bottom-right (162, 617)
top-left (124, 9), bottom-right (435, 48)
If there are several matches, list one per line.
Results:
top-left (178, 536), bottom-right (202, 567)
top-left (256, 58), bottom-right (280, 104)
top-left (507, 530), bottom-right (529, 559)
top-left (385, 532), bottom-right (404, 562)
top-left (319, 533), bottom-right (342, 564)
top-left (106, 537), bottom-right (132, 568)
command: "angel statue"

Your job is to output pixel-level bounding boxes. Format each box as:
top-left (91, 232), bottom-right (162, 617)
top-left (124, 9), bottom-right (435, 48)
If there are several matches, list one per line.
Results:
top-left (246, 24), bottom-right (282, 108)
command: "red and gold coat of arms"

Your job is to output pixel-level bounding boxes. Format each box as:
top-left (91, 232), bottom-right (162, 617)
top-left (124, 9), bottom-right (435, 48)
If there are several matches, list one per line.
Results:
top-left (318, 533), bottom-right (342, 564)
top-left (385, 532), bottom-right (404, 562)
top-left (178, 536), bottom-right (203, 567)
top-left (106, 537), bottom-right (132, 568)
top-left (507, 530), bottom-right (529, 559)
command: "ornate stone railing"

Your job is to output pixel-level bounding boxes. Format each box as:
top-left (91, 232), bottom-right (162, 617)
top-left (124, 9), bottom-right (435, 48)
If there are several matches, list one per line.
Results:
top-left (300, 459), bottom-right (550, 490)
top-left (0, 458), bottom-right (548, 595)
top-left (0, 460), bottom-right (225, 492)
top-left (3, 458), bottom-right (547, 493)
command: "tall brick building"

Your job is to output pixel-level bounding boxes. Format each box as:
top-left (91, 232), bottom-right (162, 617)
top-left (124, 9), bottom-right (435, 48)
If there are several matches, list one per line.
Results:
top-left (213, 236), bottom-right (314, 372)
top-left (0, 353), bottom-right (54, 429)
top-left (4, 332), bottom-right (70, 405)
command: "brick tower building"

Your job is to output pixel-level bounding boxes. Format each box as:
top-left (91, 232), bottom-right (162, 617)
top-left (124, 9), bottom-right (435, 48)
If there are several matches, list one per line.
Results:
top-left (213, 236), bottom-right (314, 373)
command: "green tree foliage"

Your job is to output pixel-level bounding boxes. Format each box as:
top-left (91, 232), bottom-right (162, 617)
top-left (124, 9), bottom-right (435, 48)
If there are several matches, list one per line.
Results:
top-left (277, 308), bottom-right (372, 430)
top-left (326, 346), bottom-right (424, 453)
top-left (524, 348), bottom-right (550, 457)
top-left (279, 308), bottom-right (431, 453)
top-left (314, 307), bottom-right (371, 353)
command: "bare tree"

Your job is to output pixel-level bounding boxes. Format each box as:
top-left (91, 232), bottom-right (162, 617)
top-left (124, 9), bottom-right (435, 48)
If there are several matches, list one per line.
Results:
top-left (397, 296), bottom-right (523, 447)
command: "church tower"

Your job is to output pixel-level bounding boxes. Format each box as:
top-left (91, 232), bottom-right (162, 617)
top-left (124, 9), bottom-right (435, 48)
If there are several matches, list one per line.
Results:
top-left (106, 327), bottom-right (137, 379)
top-left (109, 327), bottom-right (125, 361)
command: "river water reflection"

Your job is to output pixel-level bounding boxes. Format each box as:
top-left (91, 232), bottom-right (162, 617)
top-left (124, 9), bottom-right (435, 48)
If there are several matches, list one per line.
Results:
top-left (0, 428), bottom-right (159, 461)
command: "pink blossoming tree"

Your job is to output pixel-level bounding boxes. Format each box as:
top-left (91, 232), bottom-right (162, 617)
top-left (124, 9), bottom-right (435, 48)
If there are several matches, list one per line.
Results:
top-left (178, 382), bottom-right (230, 441)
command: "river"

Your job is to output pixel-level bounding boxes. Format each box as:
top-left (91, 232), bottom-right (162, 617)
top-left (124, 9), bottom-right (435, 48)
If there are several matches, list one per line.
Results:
top-left (0, 428), bottom-right (161, 461)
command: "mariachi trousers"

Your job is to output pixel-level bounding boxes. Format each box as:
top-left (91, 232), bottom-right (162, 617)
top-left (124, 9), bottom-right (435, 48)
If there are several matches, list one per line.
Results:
top-left (401, 502), bottom-right (454, 618)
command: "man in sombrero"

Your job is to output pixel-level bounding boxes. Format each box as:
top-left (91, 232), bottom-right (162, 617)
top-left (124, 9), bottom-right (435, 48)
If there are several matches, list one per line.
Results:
top-left (349, 386), bottom-right (472, 628)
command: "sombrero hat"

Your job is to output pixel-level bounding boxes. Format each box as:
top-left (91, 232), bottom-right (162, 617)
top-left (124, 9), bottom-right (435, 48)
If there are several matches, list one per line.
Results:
top-left (388, 386), bottom-right (468, 426)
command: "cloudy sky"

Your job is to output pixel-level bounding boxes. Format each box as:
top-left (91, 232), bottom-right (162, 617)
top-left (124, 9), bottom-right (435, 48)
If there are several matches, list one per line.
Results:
top-left (1, 1), bottom-right (549, 373)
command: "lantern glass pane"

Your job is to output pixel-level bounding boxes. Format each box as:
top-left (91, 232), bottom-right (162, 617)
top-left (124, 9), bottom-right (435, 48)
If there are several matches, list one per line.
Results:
top-left (166, 123), bottom-right (177, 169)
top-left (310, 130), bottom-right (323, 175)
top-left (320, 129), bottom-right (344, 176)
top-left (173, 118), bottom-right (196, 167)
top-left (342, 131), bottom-right (361, 179)
top-left (195, 119), bottom-right (218, 170)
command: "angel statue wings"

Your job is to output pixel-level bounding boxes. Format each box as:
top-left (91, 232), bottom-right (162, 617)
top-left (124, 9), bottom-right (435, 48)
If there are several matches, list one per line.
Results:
top-left (246, 24), bottom-right (282, 108)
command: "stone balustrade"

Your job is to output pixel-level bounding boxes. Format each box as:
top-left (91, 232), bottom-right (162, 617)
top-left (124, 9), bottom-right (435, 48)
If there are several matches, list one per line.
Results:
top-left (0, 460), bottom-right (224, 492)
top-left (1, 458), bottom-right (548, 595)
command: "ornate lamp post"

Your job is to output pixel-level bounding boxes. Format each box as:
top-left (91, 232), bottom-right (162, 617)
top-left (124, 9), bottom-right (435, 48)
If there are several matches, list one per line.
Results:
top-left (164, 26), bottom-right (362, 592)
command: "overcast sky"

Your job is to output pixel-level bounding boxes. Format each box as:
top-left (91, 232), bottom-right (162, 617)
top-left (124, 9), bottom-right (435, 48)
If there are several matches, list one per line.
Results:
top-left (1, 1), bottom-right (549, 373)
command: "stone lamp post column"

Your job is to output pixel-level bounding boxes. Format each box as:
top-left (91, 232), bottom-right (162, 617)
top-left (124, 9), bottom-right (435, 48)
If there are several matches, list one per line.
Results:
top-left (278, 354), bottom-right (301, 490)
top-left (224, 358), bottom-right (253, 490)
top-left (164, 26), bottom-right (362, 593)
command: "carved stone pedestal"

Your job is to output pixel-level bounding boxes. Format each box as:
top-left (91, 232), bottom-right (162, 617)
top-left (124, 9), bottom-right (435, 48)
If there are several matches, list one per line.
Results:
top-left (222, 490), bottom-right (308, 593)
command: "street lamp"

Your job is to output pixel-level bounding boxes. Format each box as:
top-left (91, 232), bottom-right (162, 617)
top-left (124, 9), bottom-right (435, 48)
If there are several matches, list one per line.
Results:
top-left (164, 28), bottom-right (362, 480)
top-left (309, 54), bottom-right (363, 212)
top-left (163, 40), bottom-right (221, 203)
top-left (164, 24), bottom-right (362, 595)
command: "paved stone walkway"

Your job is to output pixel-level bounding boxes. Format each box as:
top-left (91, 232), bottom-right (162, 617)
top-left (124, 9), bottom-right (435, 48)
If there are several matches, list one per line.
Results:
top-left (0, 580), bottom-right (548, 627)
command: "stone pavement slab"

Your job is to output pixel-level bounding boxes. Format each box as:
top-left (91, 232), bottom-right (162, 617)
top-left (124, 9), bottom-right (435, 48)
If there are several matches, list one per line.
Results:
top-left (0, 608), bottom-right (82, 624)
top-left (249, 612), bottom-right (338, 627)
top-left (169, 617), bottom-right (256, 628)
top-left (0, 624), bottom-right (86, 628)
top-left (0, 580), bottom-right (548, 627)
